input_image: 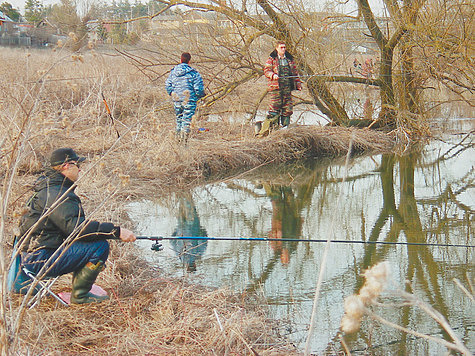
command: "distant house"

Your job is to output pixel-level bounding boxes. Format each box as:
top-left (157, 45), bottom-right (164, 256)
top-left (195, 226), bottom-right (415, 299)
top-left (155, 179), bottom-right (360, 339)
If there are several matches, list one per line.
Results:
top-left (16, 22), bottom-right (34, 34)
top-left (0, 10), bottom-right (15, 34)
top-left (150, 14), bottom-right (182, 33)
top-left (28, 18), bottom-right (68, 46)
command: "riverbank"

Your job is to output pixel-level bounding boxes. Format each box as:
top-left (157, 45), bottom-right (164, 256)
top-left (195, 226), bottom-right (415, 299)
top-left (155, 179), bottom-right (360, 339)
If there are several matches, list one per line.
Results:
top-left (5, 124), bottom-right (394, 355)
top-left (9, 244), bottom-right (300, 355)
top-left (2, 48), bottom-right (395, 354)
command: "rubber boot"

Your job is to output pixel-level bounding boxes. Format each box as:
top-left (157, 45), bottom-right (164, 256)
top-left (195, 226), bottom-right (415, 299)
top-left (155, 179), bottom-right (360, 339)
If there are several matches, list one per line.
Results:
top-left (280, 116), bottom-right (290, 127)
top-left (71, 261), bottom-right (109, 304)
top-left (257, 115), bottom-right (279, 137)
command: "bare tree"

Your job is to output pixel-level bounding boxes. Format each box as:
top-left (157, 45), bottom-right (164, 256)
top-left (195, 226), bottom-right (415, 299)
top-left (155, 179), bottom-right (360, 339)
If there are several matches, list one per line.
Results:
top-left (114, 0), bottom-right (472, 136)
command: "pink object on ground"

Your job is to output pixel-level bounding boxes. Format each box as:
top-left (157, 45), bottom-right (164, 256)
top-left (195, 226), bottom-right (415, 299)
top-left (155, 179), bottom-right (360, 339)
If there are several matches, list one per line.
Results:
top-left (58, 284), bottom-right (108, 305)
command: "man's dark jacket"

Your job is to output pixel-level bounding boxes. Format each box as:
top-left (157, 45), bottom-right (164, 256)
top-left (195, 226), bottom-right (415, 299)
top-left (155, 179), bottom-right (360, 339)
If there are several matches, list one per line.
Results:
top-left (19, 169), bottom-right (120, 253)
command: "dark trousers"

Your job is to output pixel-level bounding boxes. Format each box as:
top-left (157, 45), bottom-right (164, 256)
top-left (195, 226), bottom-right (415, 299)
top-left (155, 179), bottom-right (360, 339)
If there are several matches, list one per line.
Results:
top-left (22, 240), bottom-right (110, 277)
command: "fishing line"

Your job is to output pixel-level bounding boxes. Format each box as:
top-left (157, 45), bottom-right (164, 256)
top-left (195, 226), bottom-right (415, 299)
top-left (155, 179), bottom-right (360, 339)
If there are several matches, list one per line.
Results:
top-left (135, 236), bottom-right (474, 249)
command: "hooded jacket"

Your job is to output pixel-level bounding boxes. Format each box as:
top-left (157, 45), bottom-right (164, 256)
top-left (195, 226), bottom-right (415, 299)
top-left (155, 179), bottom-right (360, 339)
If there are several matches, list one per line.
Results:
top-left (19, 169), bottom-right (120, 253)
top-left (263, 50), bottom-right (302, 92)
top-left (166, 63), bottom-right (205, 102)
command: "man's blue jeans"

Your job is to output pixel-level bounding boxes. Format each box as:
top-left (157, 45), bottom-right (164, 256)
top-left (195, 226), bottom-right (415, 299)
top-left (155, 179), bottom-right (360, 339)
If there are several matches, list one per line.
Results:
top-left (22, 240), bottom-right (110, 277)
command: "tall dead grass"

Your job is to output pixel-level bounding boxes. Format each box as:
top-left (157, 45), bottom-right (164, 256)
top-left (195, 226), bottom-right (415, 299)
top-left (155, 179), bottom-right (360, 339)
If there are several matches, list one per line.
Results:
top-left (9, 245), bottom-right (298, 355)
top-left (0, 46), bottom-right (394, 355)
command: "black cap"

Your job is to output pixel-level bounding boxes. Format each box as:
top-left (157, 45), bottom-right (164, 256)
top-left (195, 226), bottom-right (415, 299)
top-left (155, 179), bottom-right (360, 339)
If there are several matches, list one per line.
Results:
top-left (50, 148), bottom-right (86, 166)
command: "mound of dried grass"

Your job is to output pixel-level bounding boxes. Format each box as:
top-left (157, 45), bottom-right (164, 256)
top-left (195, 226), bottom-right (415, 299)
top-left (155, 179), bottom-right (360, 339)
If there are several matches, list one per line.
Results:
top-left (192, 125), bottom-right (394, 175)
top-left (120, 124), bottom-right (394, 197)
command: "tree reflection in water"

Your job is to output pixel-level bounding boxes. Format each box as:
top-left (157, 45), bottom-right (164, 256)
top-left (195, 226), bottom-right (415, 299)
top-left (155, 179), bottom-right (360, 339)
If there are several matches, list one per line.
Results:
top-left (234, 140), bottom-right (472, 353)
top-left (129, 130), bottom-right (473, 354)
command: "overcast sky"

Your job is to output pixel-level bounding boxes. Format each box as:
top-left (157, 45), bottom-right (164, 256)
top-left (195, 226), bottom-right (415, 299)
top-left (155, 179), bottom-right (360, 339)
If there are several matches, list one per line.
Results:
top-left (8, 0), bottom-right (386, 17)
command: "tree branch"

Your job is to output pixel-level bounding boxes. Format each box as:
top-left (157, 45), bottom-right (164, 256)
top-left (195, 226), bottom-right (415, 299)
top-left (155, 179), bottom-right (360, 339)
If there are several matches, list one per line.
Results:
top-left (357, 0), bottom-right (387, 48)
top-left (103, 4), bottom-right (174, 24)
top-left (318, 75), bottom-right (381, 87)
top-left (158, 0), bottom-right (269, 33)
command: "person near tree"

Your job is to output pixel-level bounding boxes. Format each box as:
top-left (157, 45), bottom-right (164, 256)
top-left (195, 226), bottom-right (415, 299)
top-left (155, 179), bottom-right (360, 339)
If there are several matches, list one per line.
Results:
top-left (257, 41), bottom-right (302, 137)
top-left (166, 52), bottom-right (205, 143)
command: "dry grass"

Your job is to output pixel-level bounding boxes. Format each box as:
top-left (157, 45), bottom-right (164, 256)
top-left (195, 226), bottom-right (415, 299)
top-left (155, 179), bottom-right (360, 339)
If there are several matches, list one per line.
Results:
top-left (1, 47), bottom-right (395, 355)
top-left (8, 245), bottom-right (298, 355)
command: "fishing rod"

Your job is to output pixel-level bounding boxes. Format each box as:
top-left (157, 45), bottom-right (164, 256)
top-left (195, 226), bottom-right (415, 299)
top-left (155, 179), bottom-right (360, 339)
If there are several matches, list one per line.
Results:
top-left (134, 236), bottom-right (474, 251)
top-left (101, 92), bottom-right (121, 138)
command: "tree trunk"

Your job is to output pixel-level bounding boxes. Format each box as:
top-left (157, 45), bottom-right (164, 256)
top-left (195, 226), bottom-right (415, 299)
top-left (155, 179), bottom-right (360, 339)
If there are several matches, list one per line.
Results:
top-left (378, 46), bottom-right (396, 127)
top-left (306, 77), bottom-right (349, 125)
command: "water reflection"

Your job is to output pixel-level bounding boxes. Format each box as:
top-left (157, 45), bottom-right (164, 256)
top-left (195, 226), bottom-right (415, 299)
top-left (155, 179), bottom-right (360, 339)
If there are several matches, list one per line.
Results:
top-left (263, 182), bottom-right (306, 264)
top-left (170, 194), bottom-right (208, 272)
top-left (352, 151), bottom-right (467, 350)
top-left (128, 123), bottom-right (474, 354)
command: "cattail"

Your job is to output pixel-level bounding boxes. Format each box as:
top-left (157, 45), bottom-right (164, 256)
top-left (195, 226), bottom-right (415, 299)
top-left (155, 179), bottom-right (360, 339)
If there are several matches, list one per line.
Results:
top-left (341, 315), bottom-right (361, 334)
top-left (364, 261), bottom-right (390, 283)
top-left (359, 283), bottom-right (382, 304)
top-left (344, 295), bottom-right (365, 319)
top-left (359, 261), bottom-right (390, 303)
top-left (341, 262), bottom-right (391, 333)
top-left (118, 173), bottom-right (130, 186)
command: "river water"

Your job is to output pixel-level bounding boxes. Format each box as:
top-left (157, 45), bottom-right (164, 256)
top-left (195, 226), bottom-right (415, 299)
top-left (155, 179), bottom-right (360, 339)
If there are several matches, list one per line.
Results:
top-left (128, 119), bottom-right (474, 354)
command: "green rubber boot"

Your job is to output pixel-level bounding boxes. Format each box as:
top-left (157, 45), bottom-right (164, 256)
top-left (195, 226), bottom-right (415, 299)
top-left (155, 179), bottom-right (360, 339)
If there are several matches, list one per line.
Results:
top-left (71, 261), bottom-right (109, 305)
top-left (257, 115), bottom-right (279, 137)
top-left (280, 116), bottom-right (290, 127)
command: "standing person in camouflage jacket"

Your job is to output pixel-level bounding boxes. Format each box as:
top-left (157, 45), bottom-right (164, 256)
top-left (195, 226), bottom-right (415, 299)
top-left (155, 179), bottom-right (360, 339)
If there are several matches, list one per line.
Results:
top-left (257, 41), bottom-right (302, 137)
top-left (166, 52), bottom-right (205, 144)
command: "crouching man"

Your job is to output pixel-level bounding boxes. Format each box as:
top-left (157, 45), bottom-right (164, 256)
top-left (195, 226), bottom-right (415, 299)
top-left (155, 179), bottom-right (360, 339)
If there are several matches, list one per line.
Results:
top-left (18, 148), bottom-right (136, 304)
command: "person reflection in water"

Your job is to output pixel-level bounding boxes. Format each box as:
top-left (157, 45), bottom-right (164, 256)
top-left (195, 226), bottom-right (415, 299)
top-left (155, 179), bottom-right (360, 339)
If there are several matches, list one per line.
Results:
top-left (170, 195), bottom-right (208, 272)
top-left (263, 183), bottom-right (303, 265)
